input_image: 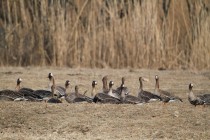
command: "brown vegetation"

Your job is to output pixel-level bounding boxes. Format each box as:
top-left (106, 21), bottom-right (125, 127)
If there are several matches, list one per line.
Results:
top-left (0, 0), bottom-right (210, 69)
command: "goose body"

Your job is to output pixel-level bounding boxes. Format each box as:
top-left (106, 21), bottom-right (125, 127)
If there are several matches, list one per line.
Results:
top-left (16, 78), bottom-right (43, 101)
top-left (65, 85), bottom-right (93, 103)
top-left (107, 81), bottom-right (121, 100)
top-left (0, 89), bottom-right (25, 101)
top-left (48, 73), bottom-right (67, 98)
top-left (120, 84), bottom-right (146, 104)
top-left (154, 75), bottom-right (182, 103)
top-left (93, 80), bottom-right (120, 104)
top-left (188, 83), bottom-right (205, 106)
top-left (138, 77), bottom-right (162, 102)
top-left (188, 83), bottom-right (210, 106)
top-left (115, 77), bottom-right (129, 95)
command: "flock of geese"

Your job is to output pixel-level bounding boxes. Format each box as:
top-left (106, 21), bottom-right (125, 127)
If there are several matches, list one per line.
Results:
top-left (0, 73), bottom-right (210, 107)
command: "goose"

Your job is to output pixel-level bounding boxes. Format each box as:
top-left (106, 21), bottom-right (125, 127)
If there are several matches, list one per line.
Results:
top-left (154, 75), bottom-right (182, 104)
top-left (92, 80), bottom-right (121, 104)
top-left (47, 84), bottom-right (62, 103)
top-left (138, 77), bottom-right (162, 102)
top-left (91, 80), bottom-right (97, 98)
top-left (0, 79), bottom-right (26, 101)
top-left (33, 80), bottom-right (70, 101)
top-left (16, 78), bottom-right (34, 92)
top-left (48, 73), bottom-right (67, 98)
top-left (116, 77), bottom-right (129, 95)
top-left (188, 83), bottom-right (210, 106)
top-left (120, 84), bottom-right (146, 104)
top-left (107, 81), bottom-right (121, 100)
top-left (15, 78), bottom-right (43, 101)
top-left (65, 85), bottom-right (92, 103)
top-left (0, 89), bottom-right (25, 101)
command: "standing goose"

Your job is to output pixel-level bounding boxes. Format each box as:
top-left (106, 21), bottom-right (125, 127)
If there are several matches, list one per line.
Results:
top-left (120, 84), bottom-right (146, 104)
top-left (188, 83), bottom-right (210, 106)
top-left (138, 77), bottom-right (162, 102)
top-left (93, 80), bottom-right (121, 104)
top-left (154, 75), bottom-right (182, 104)
top-left (65, 85), bottom-right (92, 103)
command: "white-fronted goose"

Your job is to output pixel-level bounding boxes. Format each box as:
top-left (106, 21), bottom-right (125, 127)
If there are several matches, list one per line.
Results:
top-left (116, 77), bottom-right (129, 95)
top-left (47, 84), bottom-right (62, 103)
top-left (93, 80), bottom-right (121, 104)
top-left (188, 83), bottom-right (210, 106)
top-left (16, 78), bottom-right (43, 101)
top-left (48, 73), bottom-right (67, 98)
top-left (107, 81), bottom-right (121, 100)
top-left (16, 78), bottom-right (34, 92)
top-left (154, 75), bottom-right (182, 104)
top-left (65, 85), bottom-right (92, 103)
top-left (120, 84), bottom-right (146, 104)
top-left (138, 77), bottom-right (162, 102)
top-left (0, 78), bottom-right (26, 101)
top-left (91, 80), bottom-right (97, 98)
top-left (0, 89), bottom-right (25, 101)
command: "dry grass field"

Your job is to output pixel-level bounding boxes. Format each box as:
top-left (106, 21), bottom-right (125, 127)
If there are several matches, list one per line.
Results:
top-left (0, 67), bottom-right (210, 139)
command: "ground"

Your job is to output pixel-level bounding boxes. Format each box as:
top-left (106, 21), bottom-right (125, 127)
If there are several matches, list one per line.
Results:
top-left (0, 67), bottom-right (210, 140)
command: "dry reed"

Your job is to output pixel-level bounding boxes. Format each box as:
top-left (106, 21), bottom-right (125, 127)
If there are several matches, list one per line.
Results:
top-left (0, 0), bottom-right (210, 69)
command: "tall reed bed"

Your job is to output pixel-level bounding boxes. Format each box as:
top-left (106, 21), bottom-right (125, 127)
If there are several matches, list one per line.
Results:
top-left (0, 0), bottom-right (210, 69)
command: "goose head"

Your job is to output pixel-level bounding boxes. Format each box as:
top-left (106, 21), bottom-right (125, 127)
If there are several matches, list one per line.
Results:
top-left (92, 80), bottom-right (97, 87)
top-left (109, 81), bottom-right (114, 89)
top-left (65, 80), bottom-right (70, 89)
top-left (48, 73), bottom-right (53, 81)
top-left (155, 75), bottom-right (159, 80)
top-left (17, 78), bottom-right (22, 86)
top-left (189, 83), bottom-right (193, 91)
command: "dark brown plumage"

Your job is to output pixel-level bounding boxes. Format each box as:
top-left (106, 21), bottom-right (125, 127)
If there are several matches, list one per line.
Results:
top-left (154, 75), bottom-right (182, 104)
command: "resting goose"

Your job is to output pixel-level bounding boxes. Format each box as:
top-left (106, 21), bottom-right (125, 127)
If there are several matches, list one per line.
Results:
top-left (116, 77), bottom-right (129, 95)
top-left (65, 85), bottom-right (92, 103)
top-left (107, 81), bottom-right (122, 100)
top-left (16, 78), bottom-right (42, 101)
top-left (16, 78), bottom-right (34, 92)
top-left (0, 89), bottom-right (25, 101)
top-left (138, 77), bottom-right (162, 102)
top-left (120, 84), bottom-right (146, 104)
top-left (188, 83), bottom-right (210, 106)
top-left (91, 80), bottom-right (97, 98)
top-left (48, 73), bottom-right (67, 98)
top-left (93, 80), bottom-right (121, 104)
top-left (47, 84), bottom-right (62, 103)
top-left (0, 78), bottom-right (27, 101)
top-left (154, 75), bottom-right (182, 104)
